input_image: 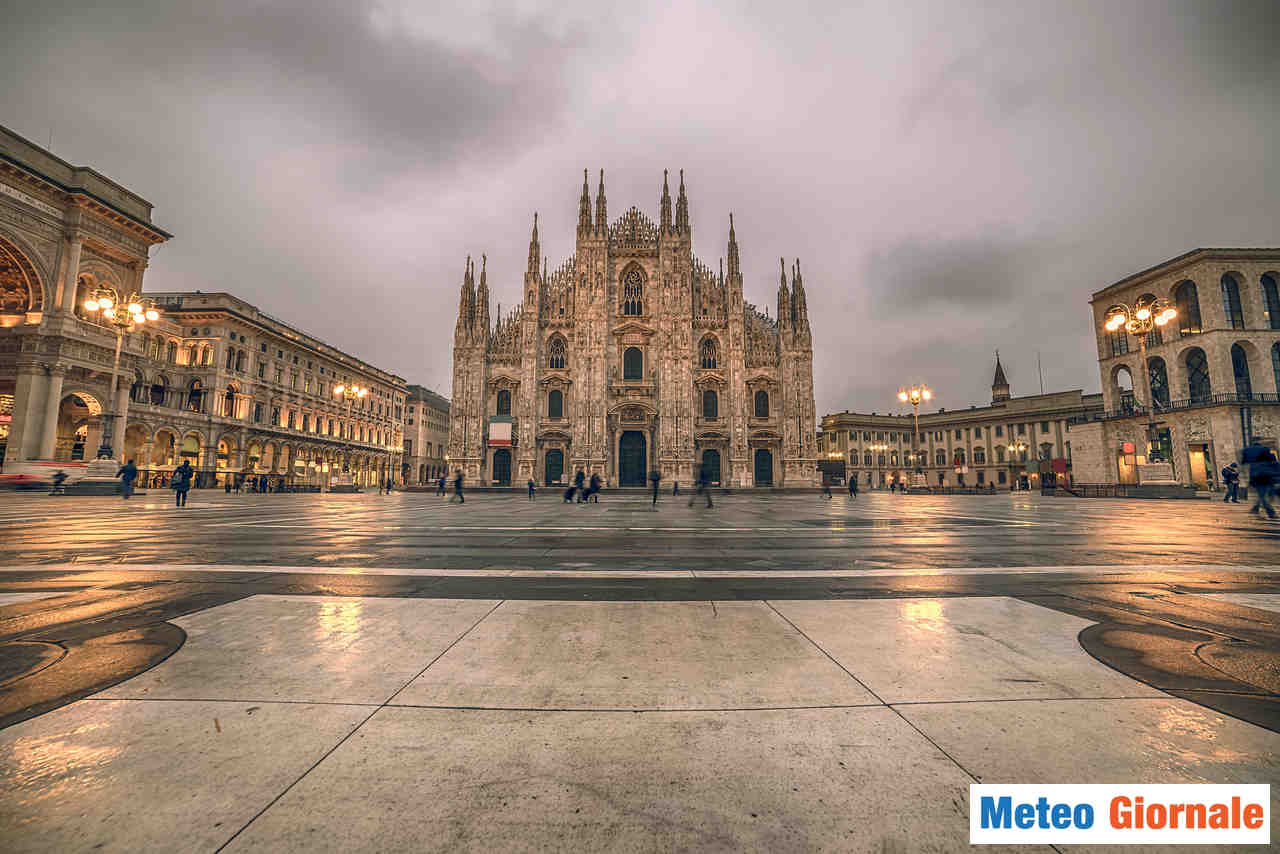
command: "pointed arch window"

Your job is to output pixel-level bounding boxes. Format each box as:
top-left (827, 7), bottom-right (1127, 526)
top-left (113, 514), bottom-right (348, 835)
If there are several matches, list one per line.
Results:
top-left (547, 337), bottom-right (566, 370)
top-left (621, 269), bottom-right (644, 316)
top-left (1221, 274), bottom-right (1245, 329)
top-left (623, 347), bottom-right (643, 380)
top-left (702, 389), bottom-right (719, 419)
top-left (1175, 281), bottom-right (1202, 336)
top-left (700, 338), bottom-right (717, 369)
top-left (495, 389), bottom-right (511, 416)
top-left (1185, 347), bottom-right (1211, 402)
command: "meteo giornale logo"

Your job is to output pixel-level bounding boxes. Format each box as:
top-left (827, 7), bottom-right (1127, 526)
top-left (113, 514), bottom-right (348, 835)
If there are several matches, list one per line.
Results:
top-left (969, 784), bottom-right (1270, 845)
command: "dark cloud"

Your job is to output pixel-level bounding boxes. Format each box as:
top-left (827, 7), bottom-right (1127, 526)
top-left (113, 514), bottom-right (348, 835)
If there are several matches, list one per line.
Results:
top-left (2, 0), bottom-right (1276, 414)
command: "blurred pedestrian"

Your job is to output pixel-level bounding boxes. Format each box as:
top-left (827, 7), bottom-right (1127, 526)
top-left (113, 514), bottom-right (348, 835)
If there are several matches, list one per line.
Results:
top-left (451, 470), bottom-right (465, 503)
top-left (527, 478), bottom-right (536, 500)
top-left (573, 469), bottom-right (586, 503)
top-left (1221, 462), bottom-right (1240, 503)
top-left (51, 470), bottom-right (68, 495)
top-left (689, 464), bottom-right (713, 508)
top-left (588, 472), bottom-right (602, 503)
top-left (437, 475), bottom-right (446, 496)
top-left (172, 460), bottom-right (193, 507)
top-left (117, 459), bottom-right (138, 499)
top-left (649, 469), bottom-right (661, 506)
top-left (848, 477), bottom-right (857, 499)
top-left (822, 477), bottom-right (832, 500)
top-left (1242, 439), bottom-right (1278, 519)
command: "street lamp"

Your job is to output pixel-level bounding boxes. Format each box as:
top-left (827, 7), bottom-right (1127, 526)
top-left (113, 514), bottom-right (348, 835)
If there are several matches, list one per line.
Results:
top-left (1104, 296), bottom-right (1177, 461)
top-left (868, 441), bottom-right (889, 489)
top-left (83, 288), bottom-right (161, 460)
top-left (333, 382), bottom-right (368, 489)
top-left (1006, 440), bottom-right (1028, 489)
top-left (897, 383), bottom-right (932, 487)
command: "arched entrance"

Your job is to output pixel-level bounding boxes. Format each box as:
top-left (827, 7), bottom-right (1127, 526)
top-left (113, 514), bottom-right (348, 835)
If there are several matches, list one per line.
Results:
top-left (54, 393), bottom-right (102, 461)
top-left (754, 448), bottom-right (773, 487)
top-left (544, 448), bottom-right (564, 485)
top-left (492, 448), bottom-right (512, 485)
top-left (619, 431), bottom-right (647, 486)
top-left (700, 448), bottom-right (721, 485)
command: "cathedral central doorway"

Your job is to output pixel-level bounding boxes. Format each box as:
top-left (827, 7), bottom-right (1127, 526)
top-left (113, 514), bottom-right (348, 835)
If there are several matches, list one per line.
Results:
top-left (492, 448), bottom-right (512, 486)
top-left (544, 448), bottom-right (564, 485)
top-left (754, 448), bottom-right (773, 487)
top-left (700, 448), bottom-right (721, 485)
top-left (619, 431), bottom-right (647, 486)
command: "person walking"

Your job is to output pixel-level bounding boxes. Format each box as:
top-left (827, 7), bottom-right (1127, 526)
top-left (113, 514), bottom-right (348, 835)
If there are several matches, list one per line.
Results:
top-left (848, 477), bottom-right (858, 499)
top-left (689, 464), bottom-right (713, 508)
top-left (224, 476), bottom-right (232, 494)
top-left (437, 475), bottom-right (447, 496)
top-left (1242, 439), bottom-right (1278, 519)
top-left (822, 477), bottom-right (832, 500)
top-left (672, 480), bottom-right (679, 497)
top-left (588, 472), bottom-right (602, 503)
top-left (573, 469), bottom-right (586, 504)
top-left (172, 460), bottom-right (193, 507)
top-left (649, 469), bottom-right (661, 506)
top-left (1222, 462), bottom-right (1241, 503)
top-left (117, 459), bottom-right (138, 499)
top-left (451, 470), bottom-right (465, 504)
top-left (384, 476), bottom-right (393, 495)
top-left (527, 478), bottom-right (536, 500)
top-left (51, 470), bottom-right (68, 495)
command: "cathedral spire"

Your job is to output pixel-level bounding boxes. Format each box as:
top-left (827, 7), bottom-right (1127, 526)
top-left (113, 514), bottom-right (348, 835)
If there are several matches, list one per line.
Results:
top-left (578, 168), bottom-right (592, 235)
top-left (475, 253), bottom-right (490, 338)
top-left (675, 169), bottom-right (689, 235)
top-left (777, 256), bottom-right (791, 329)
top-left (992, 350), bottom-right (1011, 402)
top-left (792, 258), bottom-right (808, 327)
top-left (456, 255), bottom-right (475, 341)
top-left (659, 169), bottom-right (672, 233)
top-left (726, 212), bottom-right (740, 279)
top-left (527, 212), bottom-right (540, 274)
top-left (594, 169), bottom-right (608, 234)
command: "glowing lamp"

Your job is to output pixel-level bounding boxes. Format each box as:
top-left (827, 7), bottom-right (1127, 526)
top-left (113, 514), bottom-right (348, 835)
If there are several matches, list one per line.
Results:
top-left (922, 389), bottom-right (933, 400)
top-left (1135, 307), bottom-right (1151, 320)
top-left (334, 385), bottom-right (345, 395)
top-left (103, 307), bottom-right (117, 319)
top-left (98, 296), bottom-right (113, 309)
top-left (145, 309), bottom-right (159, 321)
top-left (127, 302), bottom-right (142, 315)
top-left (132, 314), bottom-right (145, 325)
top-left (85, 299), bottom-right (99, 311)
top-left (898, 391), bottom-right (908, 402)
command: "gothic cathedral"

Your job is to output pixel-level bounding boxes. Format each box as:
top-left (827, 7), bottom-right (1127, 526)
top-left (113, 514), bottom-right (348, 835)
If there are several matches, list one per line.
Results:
top-left (449, 170), bottom-right (818, 488)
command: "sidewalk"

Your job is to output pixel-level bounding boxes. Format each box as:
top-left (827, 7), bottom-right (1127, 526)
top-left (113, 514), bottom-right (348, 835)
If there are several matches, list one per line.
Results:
top-left (2, 592), bottom-right (1277, 852)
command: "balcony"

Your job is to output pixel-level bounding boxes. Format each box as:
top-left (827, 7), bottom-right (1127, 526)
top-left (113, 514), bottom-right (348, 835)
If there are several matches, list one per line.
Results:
top-left (1069, 392), bottom-right (1280, 424)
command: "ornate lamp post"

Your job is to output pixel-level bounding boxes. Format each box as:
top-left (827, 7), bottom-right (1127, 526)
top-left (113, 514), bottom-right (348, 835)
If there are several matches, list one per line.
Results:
top-left (1104, 297), bottom-right (1177, 461)
top-left (898, 383), bottom-right (932, 488)
top-left (83, 289), bottom-right (160, 461)
top-left (868, 441), bottom-right (889, 489)
top-left (1006, 440), bottom-right (1028, 489)
top-left (333, 382), bottom-right (368, 490)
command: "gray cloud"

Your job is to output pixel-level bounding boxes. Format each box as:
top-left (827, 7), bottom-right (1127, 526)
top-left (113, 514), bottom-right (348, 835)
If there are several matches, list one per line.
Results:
top-left (2, 0), bottom-right (1277, 415)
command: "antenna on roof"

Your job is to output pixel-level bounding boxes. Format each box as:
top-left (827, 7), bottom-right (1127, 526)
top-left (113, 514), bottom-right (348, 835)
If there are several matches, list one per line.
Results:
top-left (1038, 351), bottom-right (1044, 395)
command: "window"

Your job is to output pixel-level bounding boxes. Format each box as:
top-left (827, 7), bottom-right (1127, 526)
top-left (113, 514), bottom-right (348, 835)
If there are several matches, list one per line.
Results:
top-left (623, 347), bottom-right (643, 380)
top-left (974, 427), bottom-right (981, 438)
top-left (257, 362), bottom-right (265, 379)
top-left (998, 470), bottom-right (1007, 484)
top-left (303, 414), bottom-right (311, 432)
top-left (1175, 280), bottom-right (1202, 336)
top-left (223, 388), bottom-right (237, 418)
top-left (225, 348), bottom-right (235, 370)
top-left (995, 446), bottom-right (1005, 463)
top-left (954, 449), bottom-right (966, 465)
top-left (1039, 442), bottom-right (1053, 460)
top-left (702, 389), bottom-right (719, 419)
top-left (287, 411), bottom-right (296, 430)
top-left (974, 447), bottom-right (986, 464)
top-left (167, 341), bottom-right (178, 363)
top-left (1220, 274), bottom-right (1245, 329)
top-left (935, 449), bottom-right (946, 466)
top-left (275, 367), bottom-right (283, 384)
top-left (621, 269), bottom-right (643, 315)
top-left (877, 454), bottom-right (886, 466)
top-left (1148, 357), bottom-right (1170, 408)
top-left (496, 389), bottom-right (511, 415)
top-left (1040, 421), bottom-right (1050, 432)
top-left (271, 407), bottom-right (280, 426)
top-left (977, 471), bottom-right (985, 484)
top-left (954, 429), bottom-right (962, 440)
top-left (290, 372), bottom-right (298, 390)
top-left (1108, 327), bottom-right (1129, 356)
top-left (548, 337), bottom-right (566, 370)
top-left (1185, 347), bottom-right (1211, 402)
top-left (1231, 343), bottom-right (1252, 398)
top-left (235, 351), bottom-right (246, 372)
top-left (754, 390), bottom-right (769, 417)
top-left (865, 431), bottom-right (872, 440)
top-left (253, 403), bottom-right (263, 424)
top-left (261, 343), bottom-right (267, 353)
top-left (864, 452), bottom-right (873, 466)
top-left (548, 389), bottom-right (563, 419)
top-left (1017, 424), bottom-right (1026, 435)
top-left (700, 338), bottom-right (717, 369)
top-left (890, 451), bottom-right (899, 466)
top-left (1262, 274), bottom-right (1280, 330)
top-left (995, 425), bottom-right (1003, 437)
top-left (304, 376), bottom-right (312, 394)
top-left (934, 431), bottom-right (942, 441)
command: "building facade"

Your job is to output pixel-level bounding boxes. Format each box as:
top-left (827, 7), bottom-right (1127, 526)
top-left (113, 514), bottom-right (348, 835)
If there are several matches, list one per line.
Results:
top-left (1068, 248), bottom-right (1280, 488)
top-left (0, 125), bottom-right (406, 488)
top-left (450, 170), bottom-right (819, 488)
top-left (820, 357), bottom-right (1103, 489)
top-left (404, 384), bottom-right (450, 485)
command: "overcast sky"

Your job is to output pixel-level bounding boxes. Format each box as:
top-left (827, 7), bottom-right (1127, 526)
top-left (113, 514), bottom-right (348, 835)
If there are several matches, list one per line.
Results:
top-left (3, 0), bottom-right (1277, 416)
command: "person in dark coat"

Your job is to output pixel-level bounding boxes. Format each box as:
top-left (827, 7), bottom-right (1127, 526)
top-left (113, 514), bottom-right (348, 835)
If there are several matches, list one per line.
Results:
top-left (822, 477), bottom-right (832, 500)
top-left (451, 470), bottom-right (464, 503)
top-left (588, 472), bottom-right (602, 503)
top-left (1242, 439), bottom-right (1278, 519)
top-left (117, 460), bottom-right (138, 499)
top-left (527, 478), bottom-right (536, 500)
top-left (1221, 462), bottom-right (1240, 503)
top-left (649, 469), bottom-right (661, 506)
top-left (689, 464), bottom-right (713, 508)
top-left (848, 477), bottom-right (858, 499)
top-left (573, 469), bottom-right (586, 503)
top-left (171, 461), bottom-right (193, 507)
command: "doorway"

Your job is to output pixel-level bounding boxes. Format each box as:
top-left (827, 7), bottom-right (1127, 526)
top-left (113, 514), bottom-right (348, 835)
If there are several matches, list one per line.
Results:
top-left (701, 448), bottom-right (721, 485)
top-left (754, 448), bottom-right (773, 486)
top-left (492, 448), bottom-right (512, 486)
top-left (1187, 444), bottom-right (1209, 489)
top-left (619, 431), bottom-right (647, 486)
top-left (544, 448), bottom-right (564, 485)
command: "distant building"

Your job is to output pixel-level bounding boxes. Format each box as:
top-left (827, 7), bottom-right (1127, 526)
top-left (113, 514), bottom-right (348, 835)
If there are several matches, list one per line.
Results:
top-left (1068, 248), bottom-right (1280, 488)
top-left (404, 384), bottom-right (449, 485)
top-left (0, 124), bottom-right (405, 488)
top-left (820, 355), bottom-right (1102, 489)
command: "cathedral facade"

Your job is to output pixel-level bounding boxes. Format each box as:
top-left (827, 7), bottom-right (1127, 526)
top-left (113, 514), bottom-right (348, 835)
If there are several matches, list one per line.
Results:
top-left (449, 170), bottom-right (818, 488)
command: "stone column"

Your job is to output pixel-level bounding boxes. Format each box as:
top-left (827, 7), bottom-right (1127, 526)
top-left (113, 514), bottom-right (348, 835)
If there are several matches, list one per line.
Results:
top-left (59, 233), bottom-right (84, 313)
top-left (111, 381), bottom-right (130, 461)
top-left (37, 364), bottom-right (67, 459)
top-left (7, 361), bottom-right (50, 463)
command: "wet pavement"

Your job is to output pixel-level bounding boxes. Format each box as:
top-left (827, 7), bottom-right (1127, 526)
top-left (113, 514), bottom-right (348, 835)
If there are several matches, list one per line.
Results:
top-left (0, 491), bottom-right (1277, 851)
